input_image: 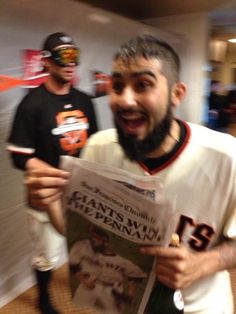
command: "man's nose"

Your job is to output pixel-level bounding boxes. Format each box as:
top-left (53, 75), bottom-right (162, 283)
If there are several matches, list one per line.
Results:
top-left (67, 63), bottom-right (77, 67)
top-left (119, 87), bottom-right (137, 108)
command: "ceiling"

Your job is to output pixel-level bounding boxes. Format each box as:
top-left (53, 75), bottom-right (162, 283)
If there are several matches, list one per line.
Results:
top-left (76, 0), bottom-right (236, 41)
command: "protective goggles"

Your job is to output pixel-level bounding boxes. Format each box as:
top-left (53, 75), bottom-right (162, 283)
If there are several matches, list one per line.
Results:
top-left (47, 46), bottom-right (80, 67)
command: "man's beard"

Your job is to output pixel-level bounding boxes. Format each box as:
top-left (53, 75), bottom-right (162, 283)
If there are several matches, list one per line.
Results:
top-left (91, 243), bottom-right (106, 253)
top-left (115, 105), bottom-right (173, 161)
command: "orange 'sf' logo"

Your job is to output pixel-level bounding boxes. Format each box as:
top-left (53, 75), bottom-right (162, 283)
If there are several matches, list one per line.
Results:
top-left (52, 110), bottom-right (89, 155)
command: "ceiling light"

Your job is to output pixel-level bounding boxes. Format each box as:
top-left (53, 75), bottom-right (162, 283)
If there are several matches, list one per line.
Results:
top-left (88, 13), bottom-right (112, 24)
top-left (228, 38), bottom-right (236, 43)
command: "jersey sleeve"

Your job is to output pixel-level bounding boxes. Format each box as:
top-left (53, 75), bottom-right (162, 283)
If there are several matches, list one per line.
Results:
top-left (222, 150), bottom-right (236, 240)
top-left (7, 94), bottom-right (37, 169)
top-left (80, 135), bottom-right (99, 162)
top-left (122, 258), bottom-right (147, 280)
top-left (80, 129), bottom-right (117, 163)
top-left (223, 176), bottom-right (236, 240)
top-left (224, 208), bottom-right (236, 240)
top-left (9, 153), bottom-right (31, 170)
top-left (69, 240), bottom-right (87, 265)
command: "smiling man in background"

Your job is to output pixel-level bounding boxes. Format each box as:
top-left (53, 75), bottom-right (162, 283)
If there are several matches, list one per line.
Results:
top-left (7, 32), bottom-right (98, 314)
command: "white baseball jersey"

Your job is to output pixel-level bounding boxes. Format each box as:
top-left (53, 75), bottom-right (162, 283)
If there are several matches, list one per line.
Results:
top-left (80, 121), bottom-right (236, 314)
top-left (69, 239), bottom-right (146, 313)
top-left (70, 239), bottom-right (100, 278)
top-left (69, 239), bottom-right (146, 286)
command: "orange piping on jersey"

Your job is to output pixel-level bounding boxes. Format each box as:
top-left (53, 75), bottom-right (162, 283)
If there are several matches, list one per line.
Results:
top-left (138, 120), bottom-right (191, 175)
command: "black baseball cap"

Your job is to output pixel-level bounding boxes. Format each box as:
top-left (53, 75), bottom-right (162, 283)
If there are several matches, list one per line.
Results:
top-left (42, 32), bottom-right (76, 52)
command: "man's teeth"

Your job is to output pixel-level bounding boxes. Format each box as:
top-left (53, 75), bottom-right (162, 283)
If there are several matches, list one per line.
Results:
top-left (121, 114), bottom-right (143, 120)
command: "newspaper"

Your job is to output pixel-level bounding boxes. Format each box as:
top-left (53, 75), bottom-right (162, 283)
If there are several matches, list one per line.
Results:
top-left (60, 156), bottom-right (179, 314)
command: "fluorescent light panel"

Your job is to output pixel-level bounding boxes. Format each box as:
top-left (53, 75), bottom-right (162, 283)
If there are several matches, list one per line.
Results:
top-left (228, 38), bottom-right (236, 43)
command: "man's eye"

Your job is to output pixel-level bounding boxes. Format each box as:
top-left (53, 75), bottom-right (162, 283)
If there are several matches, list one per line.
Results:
top-left (112, 81), bottom-right (124, 93)
top-left (135, 80), bottom-right (152, 91)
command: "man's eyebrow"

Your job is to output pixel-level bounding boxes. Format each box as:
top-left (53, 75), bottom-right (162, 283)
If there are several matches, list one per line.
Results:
top-left (112, 72), bottom-right (123, 79)
top-left (112, 71), bottom-right (157, 80)
top-left (132, 71), bottom-right (157, 80)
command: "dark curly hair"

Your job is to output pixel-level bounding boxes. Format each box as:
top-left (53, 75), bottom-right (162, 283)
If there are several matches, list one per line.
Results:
top-left (113, 34), bottom-right (181, 85)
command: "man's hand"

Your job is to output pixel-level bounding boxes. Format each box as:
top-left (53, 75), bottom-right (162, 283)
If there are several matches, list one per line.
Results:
top-left (141, 236), bottom-right (236, 291)
top-left (112, 289), bottom-right (133, 304)
top-left (140, 244), bottom-right (207, 290)
top-left (77, 273), bottom-right (97, 290)
top-left (25, 157), bottom-right (70, 210)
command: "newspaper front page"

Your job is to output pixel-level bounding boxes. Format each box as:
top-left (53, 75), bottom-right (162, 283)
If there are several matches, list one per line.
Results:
top-left (61, 156), bottom-right (178, 314)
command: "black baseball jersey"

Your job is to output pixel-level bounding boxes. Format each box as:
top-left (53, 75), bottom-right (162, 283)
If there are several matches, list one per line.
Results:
top-left (7, 84), bottom-right (98, 168)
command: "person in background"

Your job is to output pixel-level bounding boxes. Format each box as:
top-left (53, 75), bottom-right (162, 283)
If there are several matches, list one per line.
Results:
top-left (6, 32), bottom-right (98, 314)
top-left (25, 35), bottom-right (236, 313)
top-left (208, 80), bottom-right (229, 131)
top-left (225, 88), bottom-right (236, 123)
top-left (208, 80), bottom-right (224, 111)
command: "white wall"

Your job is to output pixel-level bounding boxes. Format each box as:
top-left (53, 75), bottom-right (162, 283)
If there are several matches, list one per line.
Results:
top-left (0, 0), bottom-right (180, 307)
top-left (143, 12), bottom-right (210, 124)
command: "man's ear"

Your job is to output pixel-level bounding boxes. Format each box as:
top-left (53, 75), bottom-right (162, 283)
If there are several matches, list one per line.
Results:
top-left (171, 82), bottom-right (187, 107)
top-left (42, 57), bottom-right (49, 68)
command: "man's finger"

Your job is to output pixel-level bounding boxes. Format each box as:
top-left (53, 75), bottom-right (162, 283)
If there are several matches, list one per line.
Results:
top-left (28, 187), bottom-right (63, 199)
top-left (24, 176), bottom-right (69, 188)
top-left (26, 167), bottom-right (70, 178)
top-left (140, 246), bottom-right (181, 258)
top-left (27, 192), bottom-right (63, 209)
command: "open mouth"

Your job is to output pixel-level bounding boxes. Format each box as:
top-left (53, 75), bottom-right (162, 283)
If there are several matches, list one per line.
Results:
top-left (64, 69), bottom-right (74, 75)
top-left (117, 111), bottom-right (148, 135)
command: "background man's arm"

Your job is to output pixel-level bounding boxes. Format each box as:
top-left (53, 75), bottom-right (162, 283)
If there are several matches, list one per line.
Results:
top-left (25, 158), bottom-right (69, 234)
